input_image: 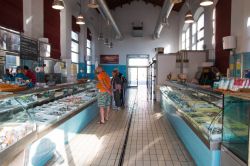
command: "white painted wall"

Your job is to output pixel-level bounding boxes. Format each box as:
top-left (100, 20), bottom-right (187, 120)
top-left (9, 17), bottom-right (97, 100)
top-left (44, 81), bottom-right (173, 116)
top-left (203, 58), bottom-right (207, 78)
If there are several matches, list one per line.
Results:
top-left (231, 0), bottom-right (250, 53)
top-left (99, 1), bottom-right (180, 65)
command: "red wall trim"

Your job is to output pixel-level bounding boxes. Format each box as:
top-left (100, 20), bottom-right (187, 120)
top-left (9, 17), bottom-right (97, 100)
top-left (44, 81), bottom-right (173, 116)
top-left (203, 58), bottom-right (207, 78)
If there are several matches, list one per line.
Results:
top-left (44, 0), bottom-right (61, 59)
top-left (0, 0), bottom-right (23, 32)
top-left (215, 0), bottom-right (232, 74)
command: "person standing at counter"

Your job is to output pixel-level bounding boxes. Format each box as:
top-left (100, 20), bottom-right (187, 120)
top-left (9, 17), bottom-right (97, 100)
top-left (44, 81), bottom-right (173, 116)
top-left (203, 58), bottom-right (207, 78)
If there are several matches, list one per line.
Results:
top-left (15, 66), bottom-right (28, 80)
top-left (3, 69), bottom-right (14, 82)
top-left (23, 66), bottom-right (36, 85)
top-left (96, 66), bottom-right (112, 124)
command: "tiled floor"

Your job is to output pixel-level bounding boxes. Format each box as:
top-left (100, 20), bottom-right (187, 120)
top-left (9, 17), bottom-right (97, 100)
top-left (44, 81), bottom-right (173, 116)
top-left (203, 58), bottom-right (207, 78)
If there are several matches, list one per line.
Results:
top-left (48, 87), bottom-right (194, 166)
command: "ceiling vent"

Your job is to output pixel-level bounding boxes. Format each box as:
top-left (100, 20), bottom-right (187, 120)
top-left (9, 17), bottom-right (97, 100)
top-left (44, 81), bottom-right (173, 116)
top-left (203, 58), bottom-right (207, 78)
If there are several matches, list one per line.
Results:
top-left (131, 22), bottom-right (143, 37)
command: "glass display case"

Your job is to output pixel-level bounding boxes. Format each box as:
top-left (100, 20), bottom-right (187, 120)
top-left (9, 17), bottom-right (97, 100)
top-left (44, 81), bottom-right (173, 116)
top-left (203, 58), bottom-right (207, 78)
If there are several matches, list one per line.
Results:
top-left (0, 81), bottom-right (97, 163)
top-left (222, 94), bottom-right (250, 163)
top-left (160, 81), bottom-right (223, 144)
top-left (0, 97), bottom-right (36, 152)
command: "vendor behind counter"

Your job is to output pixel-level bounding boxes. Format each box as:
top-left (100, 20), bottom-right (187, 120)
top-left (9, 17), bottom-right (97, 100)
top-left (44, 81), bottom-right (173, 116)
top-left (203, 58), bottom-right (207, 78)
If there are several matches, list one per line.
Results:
top-left (23, 65), bottom-right (36, 85)
top-left (3, 66), bottom-right (36, 88)
top-left (3, 69), bottom-right (14, 82)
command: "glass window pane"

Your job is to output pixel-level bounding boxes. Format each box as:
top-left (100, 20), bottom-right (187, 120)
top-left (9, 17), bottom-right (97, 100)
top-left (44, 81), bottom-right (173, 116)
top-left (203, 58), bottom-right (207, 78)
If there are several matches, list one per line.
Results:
top-left (213, 9), bottom-right (216, 20)
top-left (185, 28), bottom-right (190, 50)
top-left (87, 65), bottom-right (91, 74)
top-left (87, 48), bottom-right (91, 56)
top-left (192, 45), bottom-right (196, 50)
top-left (71, 41), bottom-right (79, 53)
top-left (71, 31), bottom-right (79, 41)
top-left (182, 33), bottom-right (185, 42)
top-left (197, 40), bottom-right (204, 50)
top-left (212, 35), bottom-right (215, 46)
top-left (213, 22), bottom-right (215, 32)
top-left (192, 23), bottom-right (197, 35)
top-left (71, 52), bottom-right (79, 63)
top-left (186, 40), bottom-right (190, 50)
top-left (197, 14), bottom-right (204, 31)
top-left (87, 39), bottom-right (91, 48)
top-left (192, 36), bottom-right (196, 45)
top-left (128, 58), bottom-right (148, 66)
top-left (198, 29), bottom-right (204, 40)
top-left (87, 61), bottom-right (91, 65)
top-left (182, 42), bottom-right (185, 50)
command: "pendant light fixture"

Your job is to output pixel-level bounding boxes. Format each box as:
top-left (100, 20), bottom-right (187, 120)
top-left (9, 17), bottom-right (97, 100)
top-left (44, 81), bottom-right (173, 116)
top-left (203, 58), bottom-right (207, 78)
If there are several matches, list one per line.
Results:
top-left (108, 42), bottom-right (113, 48)
top-left (104, 20), bottom-right (110, 46)
top-left (108, 27), bottom-right (114, 48)
top-left (185, 11), bottom-right (194, 24)
top-left (76, 0), bottom-right (85, 25)
top-left (98, 33), bottom-right (104, 40)
top-left (88, 0), bottom-right (99, 8)
top-left (98, 14), bottom-right (104, 40)
top-left (76, 15), bottom-right (85, 25)
top-left (104, 38), bottom-right (109, 45)
top-left (52, 0), bottom-right (65, 10)
top-left (200, 0), bottom-right (213, 6)
top-left (184, 0), bottom-right (194, 24)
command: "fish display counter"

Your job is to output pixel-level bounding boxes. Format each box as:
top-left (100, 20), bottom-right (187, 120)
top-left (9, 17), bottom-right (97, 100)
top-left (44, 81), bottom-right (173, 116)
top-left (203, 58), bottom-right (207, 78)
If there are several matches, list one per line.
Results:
top-left (0, 81), bottom-right (98, 165)
top-left (160, 81), bottom-right (223, 166)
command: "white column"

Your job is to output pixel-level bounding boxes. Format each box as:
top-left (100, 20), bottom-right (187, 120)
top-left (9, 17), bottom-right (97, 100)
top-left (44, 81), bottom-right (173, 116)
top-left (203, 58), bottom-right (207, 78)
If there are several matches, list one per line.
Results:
top-left (60, 0), bottom-right (72, 80)
top-left (23, 0), bottom-right (44, 39)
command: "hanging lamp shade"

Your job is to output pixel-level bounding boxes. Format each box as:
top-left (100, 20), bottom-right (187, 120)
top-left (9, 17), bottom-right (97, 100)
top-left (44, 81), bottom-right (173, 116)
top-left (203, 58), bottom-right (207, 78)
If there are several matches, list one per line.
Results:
top-left (98, 33), bottom-right (104, 40)
top-left (185, 11), bottom-right (194, 24)
top-left (104, 38), bottom-right (109, 45)
top-left (200, 0), bottom-right (213, 6)
top-left (76, 15), bottom-right (85, 25)
top-left (88, 0), bottom-right (99, 8)
top-left (171, 0), bottom-right (183, 4)
top-left (52, 0), bottom-right (65, 10)
top-left (108, 42), bottom-right (113, 48)
top-left (162, 17), bottom-right (168, 26)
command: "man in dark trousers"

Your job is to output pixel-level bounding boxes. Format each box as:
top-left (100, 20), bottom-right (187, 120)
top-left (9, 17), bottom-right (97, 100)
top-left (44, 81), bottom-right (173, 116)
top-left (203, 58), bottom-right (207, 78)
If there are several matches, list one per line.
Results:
top-left (111, 70), bottom-right (122, 110)
top-left (114, 69), bottom-right (127, 107)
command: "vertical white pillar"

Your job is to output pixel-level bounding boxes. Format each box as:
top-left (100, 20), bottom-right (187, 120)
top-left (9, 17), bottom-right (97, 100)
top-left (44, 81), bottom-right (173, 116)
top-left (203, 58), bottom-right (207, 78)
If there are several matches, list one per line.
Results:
top-left (23, 0), bottom-right (44, 39)
top-left (60, 0), bottom-right (72, 80)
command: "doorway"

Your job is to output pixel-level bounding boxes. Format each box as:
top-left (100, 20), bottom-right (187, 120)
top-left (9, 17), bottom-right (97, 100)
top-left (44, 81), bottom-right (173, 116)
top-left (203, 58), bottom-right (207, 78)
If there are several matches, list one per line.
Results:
top-left (127, 55), bottom-right (149, 87)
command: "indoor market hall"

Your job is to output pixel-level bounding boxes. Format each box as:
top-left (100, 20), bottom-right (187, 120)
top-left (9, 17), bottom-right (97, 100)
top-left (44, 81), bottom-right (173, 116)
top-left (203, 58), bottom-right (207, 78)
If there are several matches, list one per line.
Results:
top-left (0, 0), bottom-right (249, 166)
top-left (44, 87), bottom-right (195, 166)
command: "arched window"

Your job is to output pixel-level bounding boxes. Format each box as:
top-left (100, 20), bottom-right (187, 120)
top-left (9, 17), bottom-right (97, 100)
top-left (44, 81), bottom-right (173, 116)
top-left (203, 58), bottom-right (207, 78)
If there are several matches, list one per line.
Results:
top-left (191, 7), bottom-right (204, 50)
top-left (182, 25), bottom-right (191, 50)
top-left (197, 13), bottom-right (204, 50)
top-left (86, 28), bottom-right (92, 74)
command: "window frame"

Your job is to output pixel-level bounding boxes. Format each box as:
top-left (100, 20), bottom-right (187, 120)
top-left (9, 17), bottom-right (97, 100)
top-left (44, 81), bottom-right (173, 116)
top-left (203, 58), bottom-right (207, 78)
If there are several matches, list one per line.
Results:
top-left (185, 27), bottom-right (190, 50)
top-left (71, 31), bottom-right (79, 64)
top-left (182, 26), bottom-right (191, 50)
top-left (212, 9), bottom-right (216, 48)
top-left (196, 13), bottom-right (205, 50)
top-left (86, 38), bottom-right (92, 74)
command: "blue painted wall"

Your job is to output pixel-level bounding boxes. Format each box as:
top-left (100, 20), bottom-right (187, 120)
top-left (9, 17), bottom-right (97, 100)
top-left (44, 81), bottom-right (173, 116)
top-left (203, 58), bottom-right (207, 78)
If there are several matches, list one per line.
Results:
top-left (78, 63), bottom-right (96, 79)
top-left (101, 65), bottom-right (127, 78)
